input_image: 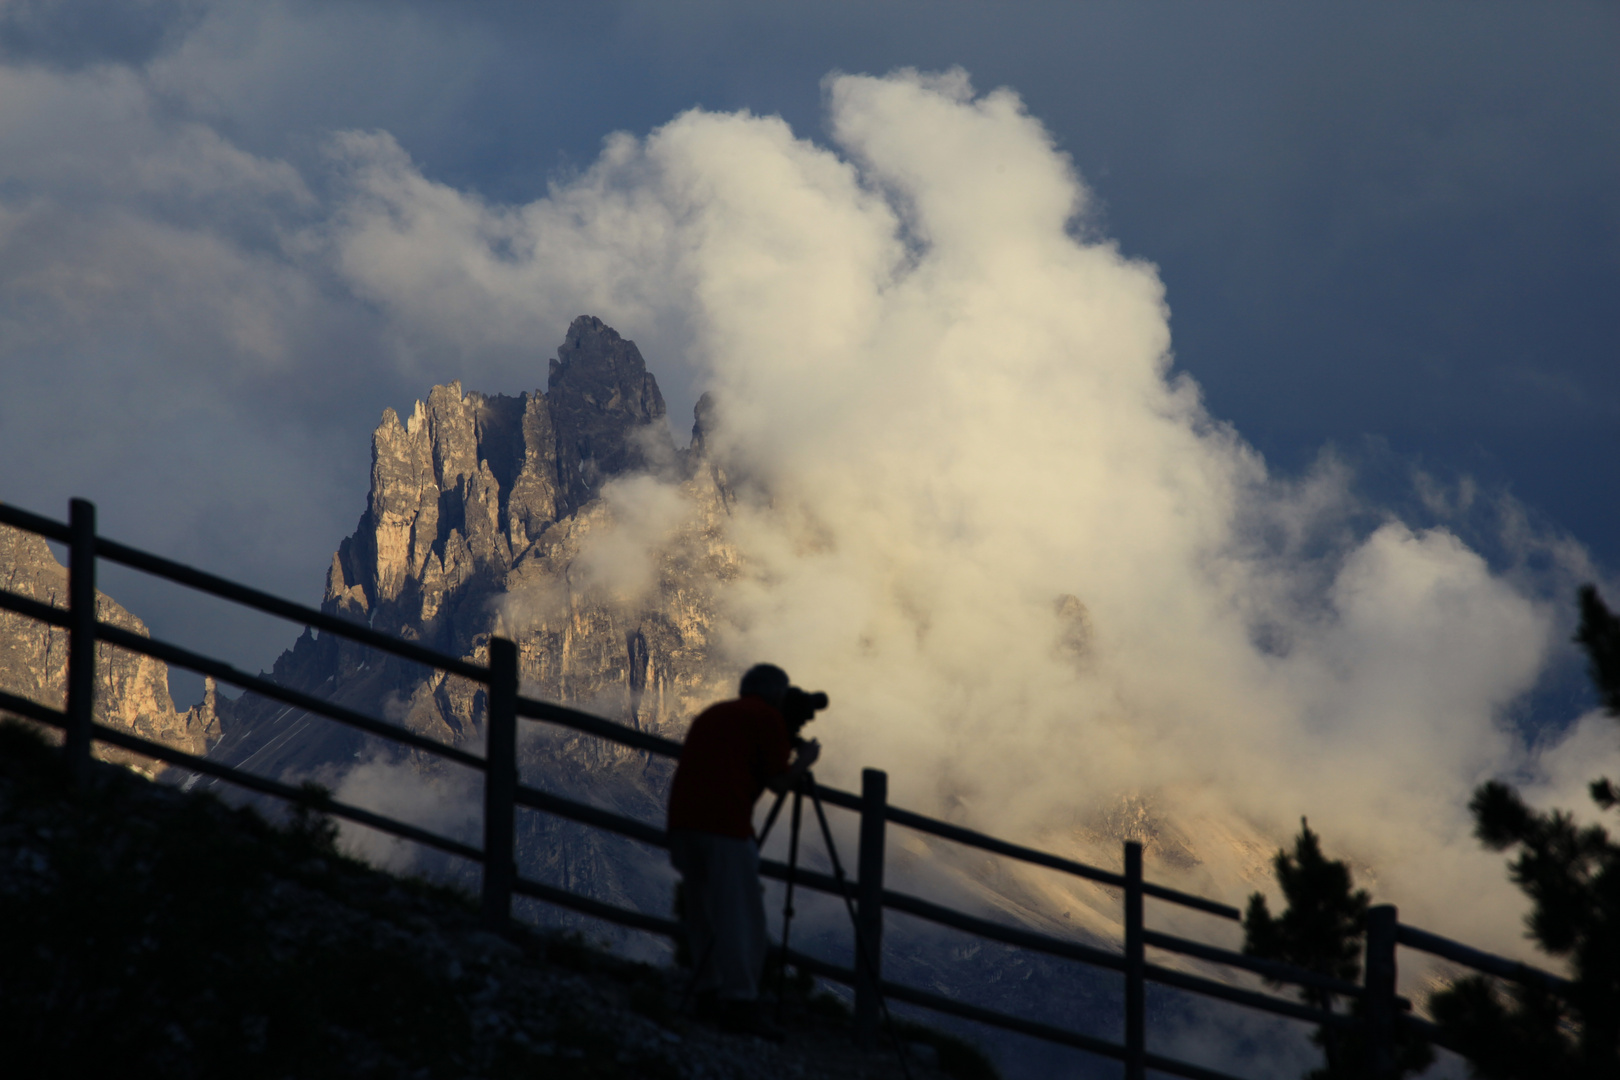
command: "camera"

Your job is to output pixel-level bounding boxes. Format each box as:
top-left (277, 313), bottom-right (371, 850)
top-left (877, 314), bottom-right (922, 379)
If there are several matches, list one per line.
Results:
top-left (779, 685), bottom-right (828, 741)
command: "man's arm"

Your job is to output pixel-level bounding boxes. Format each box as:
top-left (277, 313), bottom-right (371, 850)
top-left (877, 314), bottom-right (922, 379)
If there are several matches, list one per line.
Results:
top-left (766, 738), bottom-right (821, 794)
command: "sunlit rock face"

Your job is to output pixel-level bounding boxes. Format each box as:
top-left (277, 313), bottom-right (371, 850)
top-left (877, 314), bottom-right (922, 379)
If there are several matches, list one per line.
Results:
top-left (328, 315), bottom-right (674, 639)
top-left (215, 315), bottom-right (732, 775)
top-left (0, 524), bottom-right (225, 776)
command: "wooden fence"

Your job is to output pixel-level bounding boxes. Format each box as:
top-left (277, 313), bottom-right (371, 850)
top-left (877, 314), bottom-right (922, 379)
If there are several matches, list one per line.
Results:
top-left (0, 498), bottom-right (1572, 1080)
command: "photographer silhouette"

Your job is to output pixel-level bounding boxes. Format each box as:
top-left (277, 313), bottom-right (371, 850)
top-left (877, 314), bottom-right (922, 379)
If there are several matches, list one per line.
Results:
top-left (666, 663), bottom-right (819, 1040)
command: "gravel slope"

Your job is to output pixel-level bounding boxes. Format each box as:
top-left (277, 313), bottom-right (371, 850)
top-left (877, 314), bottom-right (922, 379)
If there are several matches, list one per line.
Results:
top-left (0, 721), bottom-right (984, 1080)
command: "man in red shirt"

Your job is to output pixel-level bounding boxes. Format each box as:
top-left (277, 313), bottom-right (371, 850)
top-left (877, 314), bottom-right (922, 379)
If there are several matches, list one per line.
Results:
top-left (667, 663), bottom-right (820, 1036)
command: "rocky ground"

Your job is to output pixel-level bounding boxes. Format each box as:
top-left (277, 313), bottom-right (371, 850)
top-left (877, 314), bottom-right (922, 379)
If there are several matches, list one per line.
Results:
top-left (0, 720), bottom-right (992, 1080)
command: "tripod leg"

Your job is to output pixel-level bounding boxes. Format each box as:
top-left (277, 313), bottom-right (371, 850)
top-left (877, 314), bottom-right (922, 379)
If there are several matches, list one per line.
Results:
top-left (806, 781), bottom-right (865, 957)
top-left (776, 787), bottom-right (804, 1022)
top-left (805, 777), bottom-right (913, 1080)
top-left (756, 785), bottom-right (790, 847)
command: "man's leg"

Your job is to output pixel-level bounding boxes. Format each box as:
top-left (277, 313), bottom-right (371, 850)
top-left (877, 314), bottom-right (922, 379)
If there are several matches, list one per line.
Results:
top-left (707, 835), bottom-right (767, 1002)
top-left (706, 836), bottom-right (785, 1040)
top-left (670, 831), bottom-right (720, 994)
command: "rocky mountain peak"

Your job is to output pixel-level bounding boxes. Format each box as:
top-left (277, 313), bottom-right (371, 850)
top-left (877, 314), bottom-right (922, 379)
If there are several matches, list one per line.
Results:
top-left (689, 391), bottom-right (716, 459)
top-left (233, 315), bottom-right (734, 764)
top-left (324, 317), bottom-right (687, 653)
top-left (547, 315), bottom-right (673, 519)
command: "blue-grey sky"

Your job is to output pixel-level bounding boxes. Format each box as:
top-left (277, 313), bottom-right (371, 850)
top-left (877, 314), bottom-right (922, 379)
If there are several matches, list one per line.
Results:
top-left (2, 0), bottom-right (1616, 704)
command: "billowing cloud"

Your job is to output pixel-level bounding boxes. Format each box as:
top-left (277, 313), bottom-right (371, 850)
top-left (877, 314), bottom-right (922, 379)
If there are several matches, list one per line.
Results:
top-left (327, 752), bottom-right (481, 873)
top-left (0, 55), bottom-right (390, 672)
top-left (316, 68), bottom-right (1614, 967)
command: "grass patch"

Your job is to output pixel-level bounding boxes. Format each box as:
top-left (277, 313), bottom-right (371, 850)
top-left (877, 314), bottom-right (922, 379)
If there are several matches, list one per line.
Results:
top-left (0, 722), bottom-right (476, 1078)
top-left (788, 966), bottom-right (1000, 1080)
top-left (892, 1018), bottom-right (1003, 1080)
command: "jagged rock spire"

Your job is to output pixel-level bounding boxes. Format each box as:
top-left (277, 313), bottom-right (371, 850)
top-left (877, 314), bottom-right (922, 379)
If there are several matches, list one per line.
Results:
top-left (315, 317), bottom-right (703, 678)
top-left (547, 315), bottom-right (673, 519)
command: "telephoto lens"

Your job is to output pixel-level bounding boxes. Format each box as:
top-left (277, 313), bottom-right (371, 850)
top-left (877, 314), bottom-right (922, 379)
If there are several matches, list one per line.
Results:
top-left (779, 686), bottom-right (829, 739)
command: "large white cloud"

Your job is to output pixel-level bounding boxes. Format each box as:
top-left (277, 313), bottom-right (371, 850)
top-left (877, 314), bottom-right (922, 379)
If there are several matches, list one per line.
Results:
top-left (319, 69), bottom-right (1613, 963)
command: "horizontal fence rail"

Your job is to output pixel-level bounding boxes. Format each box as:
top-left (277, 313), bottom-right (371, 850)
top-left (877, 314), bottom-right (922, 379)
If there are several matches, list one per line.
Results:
top-left (0, 497), bottom-right (1574, 1080)
top-left (96, 619), bottom-right (487, 770)
top-left (1395, 923), bottom-right (1572, 996)
top-left (517, 693), bottom-right (683, 757)
top-left (1143, 929), bottom-right (1367, 1000)
top-left (885, 803), bottom-right (1242, 919)
top-left (0, 587), bottom-right (72, 629)
top-left (93, 529), bottom-right (490, 684)
top-left (0, 502), bottom-right (71, 543)
top-left (2, 691), bottom-right (485, 863)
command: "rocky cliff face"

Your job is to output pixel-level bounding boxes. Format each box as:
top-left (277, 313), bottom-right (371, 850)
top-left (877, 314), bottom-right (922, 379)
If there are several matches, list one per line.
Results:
top-left (0, 523), bottom-right (226, 776)
top-left (298, 314), bottom-right (718, 743)
top-left (328, 315), bottom-right (676, 642)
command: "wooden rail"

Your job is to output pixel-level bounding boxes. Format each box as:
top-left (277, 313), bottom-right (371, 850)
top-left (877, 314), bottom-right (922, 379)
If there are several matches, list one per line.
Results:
top-left (0, 497), bottom-right (1572, 1079)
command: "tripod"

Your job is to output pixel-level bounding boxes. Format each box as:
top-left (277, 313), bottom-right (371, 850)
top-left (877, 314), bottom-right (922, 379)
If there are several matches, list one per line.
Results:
top-left (758, 771), bottom-right (913, 1080)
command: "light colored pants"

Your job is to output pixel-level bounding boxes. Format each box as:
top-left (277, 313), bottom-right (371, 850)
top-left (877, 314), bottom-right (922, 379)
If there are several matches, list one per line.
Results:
top-left (669, 830), bottom-right (767, 1001)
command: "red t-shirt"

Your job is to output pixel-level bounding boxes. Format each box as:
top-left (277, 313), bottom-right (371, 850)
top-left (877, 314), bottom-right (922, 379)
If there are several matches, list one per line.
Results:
top-left (667, 695), bottom-right (791, 839)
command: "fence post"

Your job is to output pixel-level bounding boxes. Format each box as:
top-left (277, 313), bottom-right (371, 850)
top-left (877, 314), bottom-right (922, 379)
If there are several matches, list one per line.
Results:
top-left (64, 498), bottom-right (97, 787)
top-left (1365, 904), bottom-right (1398, 1079)
top-left (855, 767), bottom-right (888, 1046)
top-left (1124, 840), bottom-right (1145, 1080)
top-left (481, 636), bottom-right (519, 931)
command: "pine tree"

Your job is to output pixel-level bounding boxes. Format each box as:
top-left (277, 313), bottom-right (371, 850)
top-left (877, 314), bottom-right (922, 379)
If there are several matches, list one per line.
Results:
top-left (1244, 821), bottom-right (1432, 1079)
top-left (1428, 584), bottom-right (1620, 1078)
